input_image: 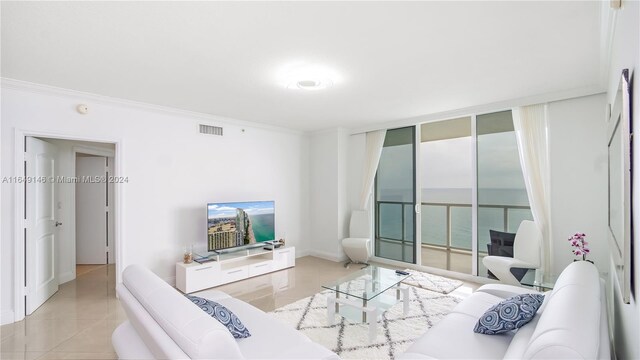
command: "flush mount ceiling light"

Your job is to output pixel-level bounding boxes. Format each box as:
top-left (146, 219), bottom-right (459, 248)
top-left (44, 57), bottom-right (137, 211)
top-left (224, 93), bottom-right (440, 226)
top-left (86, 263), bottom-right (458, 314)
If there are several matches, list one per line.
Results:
top-left (277, 62), bottom-right (340, 91)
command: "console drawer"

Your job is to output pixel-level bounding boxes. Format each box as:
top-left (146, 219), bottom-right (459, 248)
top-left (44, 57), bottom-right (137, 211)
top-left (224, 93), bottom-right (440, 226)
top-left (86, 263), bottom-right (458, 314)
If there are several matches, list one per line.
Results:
top-left (186, 264), bottom-right (217, 292)
top-left (220, 266), bottom-right (249, 283)
top-left (248, 261), bottom-right (273, 277)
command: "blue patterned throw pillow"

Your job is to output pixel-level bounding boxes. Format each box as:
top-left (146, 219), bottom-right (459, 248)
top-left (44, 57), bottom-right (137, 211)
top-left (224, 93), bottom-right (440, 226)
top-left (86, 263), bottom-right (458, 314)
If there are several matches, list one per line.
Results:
top-left (474, 293), bottom-right (545, 335)
top-left (186, 295), bottom-right (251, 339)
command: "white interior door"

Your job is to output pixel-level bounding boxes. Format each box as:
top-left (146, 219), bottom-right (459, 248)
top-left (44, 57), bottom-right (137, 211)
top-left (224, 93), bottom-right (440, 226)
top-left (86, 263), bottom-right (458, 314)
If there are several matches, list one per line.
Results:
top-left (26, 137), bottom-right (59, 315)
top-left (76, 156), bottom-right (108, 264)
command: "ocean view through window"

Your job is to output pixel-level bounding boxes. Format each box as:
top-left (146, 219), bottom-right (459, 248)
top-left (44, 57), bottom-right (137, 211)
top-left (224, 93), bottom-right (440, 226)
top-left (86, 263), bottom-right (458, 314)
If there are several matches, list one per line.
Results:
top-left (374, 111), bottom-right (532, 277)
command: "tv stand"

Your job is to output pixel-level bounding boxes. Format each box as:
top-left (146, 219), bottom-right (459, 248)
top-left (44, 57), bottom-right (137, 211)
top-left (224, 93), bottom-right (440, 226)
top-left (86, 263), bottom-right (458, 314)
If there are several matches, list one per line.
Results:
top-left (175, 246), bottom-right (295, 293)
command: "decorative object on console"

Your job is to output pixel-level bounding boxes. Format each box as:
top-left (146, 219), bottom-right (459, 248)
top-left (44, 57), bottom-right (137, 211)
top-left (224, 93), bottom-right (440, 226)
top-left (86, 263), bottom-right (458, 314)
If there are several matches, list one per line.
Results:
top-left (183, 244), bottom-right (193, 264)
top-left (185, 295), bottom-right (251, 339)
top-left (474, 293), bottom-right (545, 335)
top-left (568, 232), bottom-right (591, 262)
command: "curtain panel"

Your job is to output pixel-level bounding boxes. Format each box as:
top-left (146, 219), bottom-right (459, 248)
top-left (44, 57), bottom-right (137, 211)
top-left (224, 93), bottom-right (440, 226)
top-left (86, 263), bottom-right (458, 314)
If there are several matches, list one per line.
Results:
top-left (512, 104), bottom-right (552, 282)
top-left (358, 130), bottom-right (387, 209)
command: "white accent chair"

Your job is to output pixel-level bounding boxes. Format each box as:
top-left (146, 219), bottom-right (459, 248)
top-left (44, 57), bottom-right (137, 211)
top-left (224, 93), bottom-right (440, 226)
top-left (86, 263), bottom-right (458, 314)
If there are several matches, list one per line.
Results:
top-left (482, 220), bottom-right (542, 286)
top-left (342, 210), bottom-right (372, 268)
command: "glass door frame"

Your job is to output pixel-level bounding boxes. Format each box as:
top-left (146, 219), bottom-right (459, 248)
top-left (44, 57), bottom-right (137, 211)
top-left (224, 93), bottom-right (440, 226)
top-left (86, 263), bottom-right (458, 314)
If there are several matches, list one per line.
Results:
top-left (373, 126), bottom-right (418, 264)
top-left (413, 115), bottom-right (479, 276)
top-left (470, 114), bottom-right (478, 276)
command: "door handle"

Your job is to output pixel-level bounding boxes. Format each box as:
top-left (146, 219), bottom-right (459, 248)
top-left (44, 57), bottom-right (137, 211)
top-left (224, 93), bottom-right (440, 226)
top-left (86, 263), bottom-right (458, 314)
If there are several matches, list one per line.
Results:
top-left (55, 221), bottom-right (63, 227)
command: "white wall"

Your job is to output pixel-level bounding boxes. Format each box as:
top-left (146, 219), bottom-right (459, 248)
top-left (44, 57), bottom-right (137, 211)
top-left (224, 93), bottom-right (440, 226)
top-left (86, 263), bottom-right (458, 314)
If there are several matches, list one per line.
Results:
top-left (337, 128), bottom-right (350, 240)
top-left (308, 129), bottom-right (350, 261)
top-left (605, 1), bottom-right (640, 358)
top-left (347, 134), bottom-right (366, 212)
top-left (0, 81), bottom-right (310, 324)
top-left (547, 94), bottom-right (609, 275)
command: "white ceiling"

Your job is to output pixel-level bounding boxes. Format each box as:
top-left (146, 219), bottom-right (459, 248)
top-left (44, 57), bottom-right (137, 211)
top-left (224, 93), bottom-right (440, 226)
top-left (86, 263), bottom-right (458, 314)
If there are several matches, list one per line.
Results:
top-left (1, 1), bottom-right (604, 132)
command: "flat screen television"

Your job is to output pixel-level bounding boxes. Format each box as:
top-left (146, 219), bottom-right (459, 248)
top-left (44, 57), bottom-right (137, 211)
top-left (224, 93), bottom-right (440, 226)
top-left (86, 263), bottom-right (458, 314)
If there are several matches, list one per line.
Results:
top-left (207, 201), bottom-right (275, 252)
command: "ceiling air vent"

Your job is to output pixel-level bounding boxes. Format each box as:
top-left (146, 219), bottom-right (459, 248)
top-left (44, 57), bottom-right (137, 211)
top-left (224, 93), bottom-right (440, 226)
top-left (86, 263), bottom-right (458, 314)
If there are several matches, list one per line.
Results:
top-left (199, 124), bottom-right (223, 136)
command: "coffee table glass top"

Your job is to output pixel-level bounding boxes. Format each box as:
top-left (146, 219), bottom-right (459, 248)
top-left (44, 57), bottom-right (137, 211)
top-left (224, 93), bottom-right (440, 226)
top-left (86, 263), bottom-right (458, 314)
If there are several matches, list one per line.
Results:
top-left (321, 265), bottom-right (410, 301)
top-left (520, 268), bottom-right (557, 291)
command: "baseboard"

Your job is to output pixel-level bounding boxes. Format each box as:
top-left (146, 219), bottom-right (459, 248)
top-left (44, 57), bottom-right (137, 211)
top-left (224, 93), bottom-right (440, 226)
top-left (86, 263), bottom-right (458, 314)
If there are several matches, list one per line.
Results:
top-left (295, 249), bottom-right (312, 258)
top-left (1, 310), bottom-right (15, 325)
top-left (308, 250), bottom-right (348, 263)
top-left (58, 271), bottom-right (75, 284)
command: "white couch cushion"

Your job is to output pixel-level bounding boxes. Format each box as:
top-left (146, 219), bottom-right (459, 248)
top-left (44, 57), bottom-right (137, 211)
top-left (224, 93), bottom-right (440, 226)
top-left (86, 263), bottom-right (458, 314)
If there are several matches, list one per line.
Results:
top-left (122, 265), bottom-right (243, 359)
top-left (450, 291), bottom-right (504, 318)
top-left (502, 315), bottom-right (540, 360)
top-left (476, 283), bottom-right (544, 299)
top-left (117, 283), bottom-right (190, 359)
top-left (400, 312), bottom-right (513, 359)
top-left (111, 320), bottom-right (155, 360)
top-left (523, 261), bottom-right (601, 359)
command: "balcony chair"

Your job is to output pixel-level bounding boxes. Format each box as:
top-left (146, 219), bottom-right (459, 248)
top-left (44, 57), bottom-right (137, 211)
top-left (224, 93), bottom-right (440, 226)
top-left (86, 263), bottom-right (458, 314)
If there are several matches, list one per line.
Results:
top-left (482, 220), bottom-right (542, 286)
top-left (342, 210), bottom-right (372, 269)
top-left (486, 229), bottom-right (527, 281)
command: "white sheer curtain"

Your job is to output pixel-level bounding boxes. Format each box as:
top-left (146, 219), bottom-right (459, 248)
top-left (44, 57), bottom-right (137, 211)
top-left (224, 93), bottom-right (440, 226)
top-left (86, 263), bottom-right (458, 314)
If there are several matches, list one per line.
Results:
top-left (359, 130), bottom-right (387, 209)
top-left (512, 104), bottom-right (552, 282)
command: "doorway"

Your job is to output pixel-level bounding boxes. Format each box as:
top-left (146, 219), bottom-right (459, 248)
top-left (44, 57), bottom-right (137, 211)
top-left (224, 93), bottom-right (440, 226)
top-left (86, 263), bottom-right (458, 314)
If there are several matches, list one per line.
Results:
top-left (76, 153), bottom-right (115, 266)
top-left (23, 137), bottom-right (116, 315)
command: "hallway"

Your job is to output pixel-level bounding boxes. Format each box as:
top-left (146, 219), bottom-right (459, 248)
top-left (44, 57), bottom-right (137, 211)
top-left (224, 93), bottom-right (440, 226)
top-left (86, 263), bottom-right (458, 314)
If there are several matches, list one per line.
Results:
top-left (0, 265), bottom-right (122, 360)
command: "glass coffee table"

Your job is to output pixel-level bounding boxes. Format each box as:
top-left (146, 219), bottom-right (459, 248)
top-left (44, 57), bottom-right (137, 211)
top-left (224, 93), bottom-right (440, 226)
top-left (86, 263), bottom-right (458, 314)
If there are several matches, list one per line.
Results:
top-left (520, 268), bottom-right (556, 291)
top-left (322, 265), bottom-right (411, 342)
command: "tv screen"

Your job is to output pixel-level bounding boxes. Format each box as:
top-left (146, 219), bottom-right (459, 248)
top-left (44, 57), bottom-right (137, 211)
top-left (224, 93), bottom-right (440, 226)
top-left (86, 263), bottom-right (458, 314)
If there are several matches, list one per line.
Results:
top-left (207, 201), bottom-right (275, 251)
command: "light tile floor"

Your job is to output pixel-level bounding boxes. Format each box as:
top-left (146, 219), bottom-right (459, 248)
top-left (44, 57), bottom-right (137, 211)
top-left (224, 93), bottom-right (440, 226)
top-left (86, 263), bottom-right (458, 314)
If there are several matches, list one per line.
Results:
top-left (1, 264), bottom-right (123, 360)
top-left (1, 256), bottom-right (480, 360)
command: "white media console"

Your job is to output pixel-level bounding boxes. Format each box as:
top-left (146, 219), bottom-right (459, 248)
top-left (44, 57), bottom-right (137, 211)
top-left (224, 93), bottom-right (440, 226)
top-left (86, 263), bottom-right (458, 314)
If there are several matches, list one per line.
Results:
top-left (176, 246), bottom-right (295, 293)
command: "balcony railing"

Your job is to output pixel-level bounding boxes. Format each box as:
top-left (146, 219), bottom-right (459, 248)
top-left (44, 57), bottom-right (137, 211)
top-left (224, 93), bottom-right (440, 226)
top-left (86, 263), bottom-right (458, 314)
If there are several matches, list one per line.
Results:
top-left (375, 200), bottom-right (531, 267)
top-left (374, 201), bottom-right (416, 262)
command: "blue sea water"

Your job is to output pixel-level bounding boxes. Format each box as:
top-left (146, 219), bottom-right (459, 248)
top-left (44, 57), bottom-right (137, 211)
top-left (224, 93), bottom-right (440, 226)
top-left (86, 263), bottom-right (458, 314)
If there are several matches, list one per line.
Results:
top-left (250, 214), bottom-right (275, 242)
top-left (379, 188), bottom-right (533, 251)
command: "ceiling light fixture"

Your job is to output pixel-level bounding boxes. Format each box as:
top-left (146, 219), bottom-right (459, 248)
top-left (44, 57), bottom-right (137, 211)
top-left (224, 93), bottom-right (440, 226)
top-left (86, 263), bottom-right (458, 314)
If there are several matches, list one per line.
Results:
top-left (277, 62), bottom-right (340, 91)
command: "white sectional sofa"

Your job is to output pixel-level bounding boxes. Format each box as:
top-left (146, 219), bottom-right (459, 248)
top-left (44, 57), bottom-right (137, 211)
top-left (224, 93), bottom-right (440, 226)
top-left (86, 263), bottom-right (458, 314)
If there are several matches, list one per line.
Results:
top-left (112, 264), bottom-right (339, 360)
top-left (400, 261), bottom-right (611, 359)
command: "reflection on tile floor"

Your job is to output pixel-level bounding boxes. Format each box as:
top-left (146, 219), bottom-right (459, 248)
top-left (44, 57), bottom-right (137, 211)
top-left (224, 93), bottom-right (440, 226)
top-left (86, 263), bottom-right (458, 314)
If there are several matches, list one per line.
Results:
top-left (1, 256), bottom-right (481, 359)
top-left (0, 264), bottom-right (122, 360)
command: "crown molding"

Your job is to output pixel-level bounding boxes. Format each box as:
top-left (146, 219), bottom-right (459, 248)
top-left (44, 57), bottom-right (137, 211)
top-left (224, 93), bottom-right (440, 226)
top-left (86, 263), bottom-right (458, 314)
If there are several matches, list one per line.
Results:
top-left (1, 78), bottom-right (304, 136)
top-left (599, 0), bottom-right (618, 88)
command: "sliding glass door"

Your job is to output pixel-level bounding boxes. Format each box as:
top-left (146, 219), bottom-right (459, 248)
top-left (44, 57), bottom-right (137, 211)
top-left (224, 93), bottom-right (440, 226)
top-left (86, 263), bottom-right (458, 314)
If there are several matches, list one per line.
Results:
top-left (420, 117), bottom-right (473, 274)
top-left (374, 127), bottom-right (416, 263)
top-left (476, 111), bottom-right (532, 278)
top-left (373, 111), bottom-right (530, 278)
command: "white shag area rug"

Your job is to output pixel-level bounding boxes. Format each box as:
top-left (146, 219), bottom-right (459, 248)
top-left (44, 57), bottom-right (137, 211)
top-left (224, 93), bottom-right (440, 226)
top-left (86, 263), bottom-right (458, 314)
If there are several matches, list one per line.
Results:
top-left (270, 286), bottom-right (462, 360)
top-left (400, 269), bottom-right (463, 294)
